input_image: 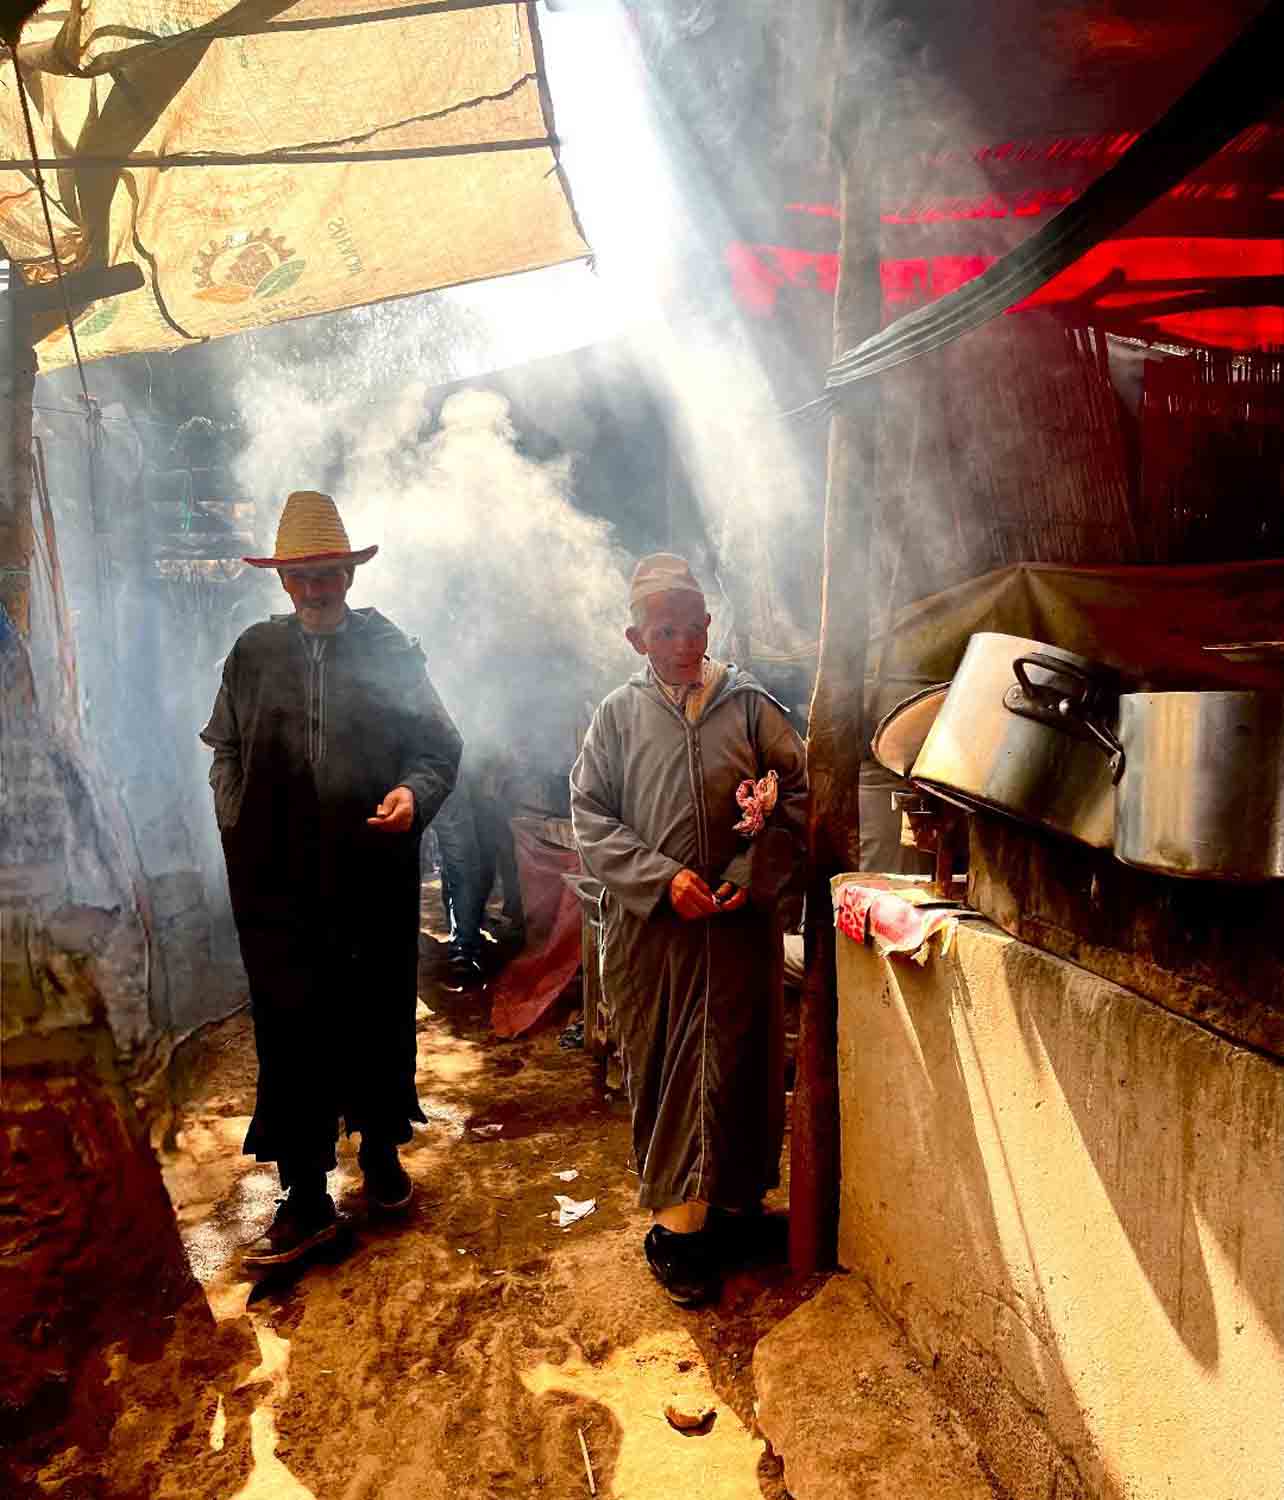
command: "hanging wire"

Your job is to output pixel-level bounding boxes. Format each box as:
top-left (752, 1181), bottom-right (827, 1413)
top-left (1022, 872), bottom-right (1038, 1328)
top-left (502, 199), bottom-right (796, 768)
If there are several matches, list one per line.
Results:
top-left (179, 467), bottom-right (195, 533)
top-left (34, 401), bottom-right (173, 426)
top-left (7, 37), bottom-right (93, 410)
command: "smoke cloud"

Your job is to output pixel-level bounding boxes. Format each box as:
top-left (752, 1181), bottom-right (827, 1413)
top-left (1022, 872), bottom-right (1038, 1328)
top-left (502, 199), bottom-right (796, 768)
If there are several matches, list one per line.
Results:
top-left (538, 6), bottom-right (828, 664)
top-left (233, 370), bottom-right (635, 775)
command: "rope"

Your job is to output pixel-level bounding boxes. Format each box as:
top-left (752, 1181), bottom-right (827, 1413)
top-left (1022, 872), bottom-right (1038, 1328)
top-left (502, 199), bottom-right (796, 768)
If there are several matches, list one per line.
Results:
top-left (7, 36), bottom-right (93, 410)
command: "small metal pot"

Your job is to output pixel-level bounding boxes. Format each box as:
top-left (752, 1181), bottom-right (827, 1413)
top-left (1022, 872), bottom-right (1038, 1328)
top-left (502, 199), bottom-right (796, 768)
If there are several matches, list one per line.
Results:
top-left (910, 632), bottom-right (1123, 847)
top-left (1115, 691), bottom-right (1284, 881)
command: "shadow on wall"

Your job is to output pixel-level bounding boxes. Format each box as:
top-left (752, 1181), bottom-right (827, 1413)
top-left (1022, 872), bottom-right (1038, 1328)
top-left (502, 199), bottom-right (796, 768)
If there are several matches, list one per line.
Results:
top-left (841, 942), bottom-right (1122, 1500)
top-left (1003, 931), bottom-right (1284, 1366)
top-left (835, 922), bottom-right (1284, 1500)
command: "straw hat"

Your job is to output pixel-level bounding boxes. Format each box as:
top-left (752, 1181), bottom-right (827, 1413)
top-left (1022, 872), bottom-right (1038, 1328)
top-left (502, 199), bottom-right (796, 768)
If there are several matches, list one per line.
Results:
top-left (244, 491), bottom-right (378, 569)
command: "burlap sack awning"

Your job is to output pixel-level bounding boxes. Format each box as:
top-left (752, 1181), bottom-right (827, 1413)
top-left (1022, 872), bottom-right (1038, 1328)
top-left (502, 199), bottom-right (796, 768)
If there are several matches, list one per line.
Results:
top-left (0, 0), bottom-right (588, 366)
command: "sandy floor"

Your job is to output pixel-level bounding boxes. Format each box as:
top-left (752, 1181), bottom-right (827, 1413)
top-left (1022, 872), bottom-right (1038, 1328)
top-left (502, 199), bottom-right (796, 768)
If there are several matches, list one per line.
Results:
top-left (80, 900), bottom-right (823, 1500)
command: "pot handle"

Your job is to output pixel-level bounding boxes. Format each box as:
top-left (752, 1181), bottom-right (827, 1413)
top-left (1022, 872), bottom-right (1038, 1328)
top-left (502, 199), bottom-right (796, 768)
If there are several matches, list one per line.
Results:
top-left (1073, 710), bottom-right (1126, 784)
top-left (1012, 652), bottom-right (1101, 706)
top-left (1008, 654), bottom-right (1126, 783)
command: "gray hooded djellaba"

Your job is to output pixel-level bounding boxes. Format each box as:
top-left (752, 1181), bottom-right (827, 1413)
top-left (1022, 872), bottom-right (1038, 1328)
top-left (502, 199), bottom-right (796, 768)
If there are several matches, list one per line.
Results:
top-left (571, 663), bottom-right (807, 1212)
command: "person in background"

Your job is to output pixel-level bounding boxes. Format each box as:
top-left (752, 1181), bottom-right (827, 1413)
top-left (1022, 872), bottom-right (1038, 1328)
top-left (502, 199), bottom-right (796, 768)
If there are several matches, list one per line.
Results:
top-left (201, 491), bottom-right (461, 1271)
top-left (431, 773), bottom-right (488, 988)
top-left (471, 745), bottom-right (526, 945)
top-left (432, 747), bottom-right (525, 988)
top-left (570, 553), bottom-right (807, 1307)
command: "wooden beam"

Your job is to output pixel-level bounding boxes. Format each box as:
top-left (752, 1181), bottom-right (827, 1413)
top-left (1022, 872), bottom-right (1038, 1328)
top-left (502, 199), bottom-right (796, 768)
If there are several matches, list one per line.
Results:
top-left (789, 30), bottom-right (883, 1275)
top-left (0, 137), bottom-right (555, 171)
top-left (16, 261), bottom-right (144, 315)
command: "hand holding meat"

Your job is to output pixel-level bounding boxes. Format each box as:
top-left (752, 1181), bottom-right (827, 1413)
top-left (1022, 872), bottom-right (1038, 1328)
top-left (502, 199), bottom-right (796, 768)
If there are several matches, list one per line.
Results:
top-left (669, 868), bottom-right (720, 919)
top-left (368, 785), bottom-right (415, 833)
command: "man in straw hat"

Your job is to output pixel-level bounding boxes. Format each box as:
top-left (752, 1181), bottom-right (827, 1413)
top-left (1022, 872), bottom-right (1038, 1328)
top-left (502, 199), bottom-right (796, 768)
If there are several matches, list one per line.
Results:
top-left (570, 553), bottom-right (807, 1306)
top-left (201, 492), bottom-right (462, 1270)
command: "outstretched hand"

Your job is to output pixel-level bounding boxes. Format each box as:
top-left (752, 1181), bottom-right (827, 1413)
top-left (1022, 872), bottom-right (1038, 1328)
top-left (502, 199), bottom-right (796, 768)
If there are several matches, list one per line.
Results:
top-left (368, 785), bottom-right (415, 833)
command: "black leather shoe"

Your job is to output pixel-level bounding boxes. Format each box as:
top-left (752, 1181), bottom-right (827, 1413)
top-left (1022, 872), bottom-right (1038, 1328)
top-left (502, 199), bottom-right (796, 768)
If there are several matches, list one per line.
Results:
top-left (644, 1225), bottom-right (720, 1308)
top-left (360, 1146), bottom-right (414, 1211)
top-left (241, 1193), bottom-right (337, 1271)
top-left (707, 1204), bottom-right (787, 1267)
top-left (482, 915), bottom-right (526, 950)
top-left (444, 953), bottom-right (485, 990)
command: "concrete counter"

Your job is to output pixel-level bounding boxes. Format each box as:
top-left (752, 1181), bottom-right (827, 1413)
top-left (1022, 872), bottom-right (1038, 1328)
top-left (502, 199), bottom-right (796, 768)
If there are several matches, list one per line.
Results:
top-left (836, 919), bottom-right (1284, 1500)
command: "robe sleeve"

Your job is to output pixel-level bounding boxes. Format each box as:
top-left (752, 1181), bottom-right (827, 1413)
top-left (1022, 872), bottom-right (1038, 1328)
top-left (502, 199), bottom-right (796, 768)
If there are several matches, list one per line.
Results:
top-left (717, 695), bottom-right (808, 893)
top-left (571, 702), bottom-right (684, 920)
top-left (756, 696), bottom-right (809, 837)
top-left (395, 646), bottom-right (464, 834)
top-left (199, 647), bottom-right (245, 831)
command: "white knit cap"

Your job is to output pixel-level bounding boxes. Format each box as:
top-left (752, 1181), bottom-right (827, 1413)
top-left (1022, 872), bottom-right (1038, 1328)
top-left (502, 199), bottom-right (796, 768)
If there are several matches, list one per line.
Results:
top-left (628, 552), bottom-right (705, 609)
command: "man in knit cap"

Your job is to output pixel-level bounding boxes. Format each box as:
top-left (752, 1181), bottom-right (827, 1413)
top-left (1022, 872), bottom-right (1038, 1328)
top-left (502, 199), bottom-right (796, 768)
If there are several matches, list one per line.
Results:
top-left (202, 492), bottom-right (462, 1269)
top-left (570, 553), bottom-right (807, 1305)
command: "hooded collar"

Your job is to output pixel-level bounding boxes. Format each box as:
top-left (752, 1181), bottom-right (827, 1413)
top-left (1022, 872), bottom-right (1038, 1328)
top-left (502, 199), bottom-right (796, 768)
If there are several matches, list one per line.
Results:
top-left (629, 660), bottom-right (784, 725)
top-left (271, 606), bottom-right (374, 633)
top-left (648, 658), bottom-right (728, 723)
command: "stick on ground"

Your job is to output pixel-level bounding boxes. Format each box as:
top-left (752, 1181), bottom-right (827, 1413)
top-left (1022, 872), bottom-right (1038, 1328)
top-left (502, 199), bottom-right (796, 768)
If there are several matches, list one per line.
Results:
top-left (577, 1425), bottom-right (597, 1496)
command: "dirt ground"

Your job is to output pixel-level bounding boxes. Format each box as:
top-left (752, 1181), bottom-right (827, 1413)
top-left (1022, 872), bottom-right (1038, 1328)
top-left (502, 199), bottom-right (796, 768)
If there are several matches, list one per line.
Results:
top-left (40, 886), bottom-right (827, 1500)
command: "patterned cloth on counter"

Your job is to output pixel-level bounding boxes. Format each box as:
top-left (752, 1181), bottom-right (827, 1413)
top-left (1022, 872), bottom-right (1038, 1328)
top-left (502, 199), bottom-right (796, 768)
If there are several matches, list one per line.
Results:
top-left (833, 879), bottom-right (959, 962)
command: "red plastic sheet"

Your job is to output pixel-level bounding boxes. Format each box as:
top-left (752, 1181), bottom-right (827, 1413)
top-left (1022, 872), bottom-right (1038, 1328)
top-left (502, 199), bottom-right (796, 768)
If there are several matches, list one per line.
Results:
top-left (488, 822), bottom-right (583, 1039)
top-left (728, 233), bottom-right (1284, 351)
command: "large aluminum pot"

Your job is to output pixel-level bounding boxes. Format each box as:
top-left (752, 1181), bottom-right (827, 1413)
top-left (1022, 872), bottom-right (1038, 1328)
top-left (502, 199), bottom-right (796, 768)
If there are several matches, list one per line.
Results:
top-left (910, 632), bottom-right (1123, 848)
top-left (1115, 692), bottom-right (1284, 881)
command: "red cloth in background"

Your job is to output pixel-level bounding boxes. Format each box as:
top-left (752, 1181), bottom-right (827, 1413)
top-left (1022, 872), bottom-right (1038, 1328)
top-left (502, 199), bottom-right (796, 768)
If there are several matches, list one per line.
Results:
top-left (489, 821), bottom-right (582, 1038)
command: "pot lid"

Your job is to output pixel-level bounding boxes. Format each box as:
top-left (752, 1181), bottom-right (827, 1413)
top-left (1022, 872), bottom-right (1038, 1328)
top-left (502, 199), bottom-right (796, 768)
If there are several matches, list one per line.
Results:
top-left (871, 683), bottom-right (950, 778)
top-left (1203, 641), bottom-right (1284, 664)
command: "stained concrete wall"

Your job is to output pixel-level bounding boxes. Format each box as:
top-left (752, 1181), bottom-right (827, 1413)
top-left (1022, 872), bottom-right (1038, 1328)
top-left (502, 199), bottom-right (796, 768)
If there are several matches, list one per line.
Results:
top-left (1, 631), bottom-right (203, 1466)
top-left (836, 920), bottom-right (1284, 1500)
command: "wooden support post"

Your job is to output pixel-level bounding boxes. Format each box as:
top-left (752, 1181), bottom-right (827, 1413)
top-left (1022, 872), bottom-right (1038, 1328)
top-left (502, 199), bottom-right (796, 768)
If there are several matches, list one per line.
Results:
top-left (789, 53), bottom-right (883, 1276)
top-left (0, 260), bottom-right (35, 641)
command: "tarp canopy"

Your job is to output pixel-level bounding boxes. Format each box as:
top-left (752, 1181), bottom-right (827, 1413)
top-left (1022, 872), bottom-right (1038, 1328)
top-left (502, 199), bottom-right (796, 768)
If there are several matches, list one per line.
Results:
top-left (867, 557), bottom-right (1284, 729)
top-left (0, 0), bottom-right (587, 366)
